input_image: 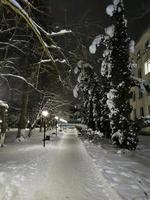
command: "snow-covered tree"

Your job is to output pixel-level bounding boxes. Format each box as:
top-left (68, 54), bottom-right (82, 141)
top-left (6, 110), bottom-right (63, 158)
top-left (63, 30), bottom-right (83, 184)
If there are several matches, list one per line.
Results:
top-left (73, 61), bottom-right (111, 137)
top-left (0, 0), bottom-right (73, 140)
top-left (93, 75), bottom-right (111, 138)
top-left (73, 61), bottom-right (96, 130)
top-left (102, 0), bottom-right (138, 150)
top-left (90, 0), bottom-right (141, 150)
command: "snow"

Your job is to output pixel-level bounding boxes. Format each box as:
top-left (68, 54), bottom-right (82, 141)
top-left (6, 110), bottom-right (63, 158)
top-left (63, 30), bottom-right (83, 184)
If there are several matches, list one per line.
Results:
top-left (16, 136), bottom-right (26, 142)
top-left (106, 1), bottom-right (123, 16)
top-left (74, 66), bottom-right (79, 74)
top-left (51, 29), bottom-right (72, 36)
top-left (0, 128), bottom-right (150, 200)
top-left (89, 35), bottom-right (103, 54)
top-left (106, 4), bottom-right (114, 17)
top-left (105, 25), bottom-right (115, 38)
top-left (103, 50), bottom-right (111, 57)
top-left (0, 128), bottom-right (110, 200)
top-left (55, 58), bottom-right (66, 63)
top-left (10, 0), bottom-right (22, 9)
top-left (73, 85), bottom-right (79, 98)
top-left (111, 130), bottom-right (124, 144)
top-left (77, 72), bottom-right (83, 83)
top-left (129, 40), bottom-right (135, 53)
top-left (83, 135), bottom-right (150, 200)
top-left (0, 100), bottom-right (9, 108)
top-left (107, 89), bottom-right (119, 116)
top-left (113, 0), bottom-right (120, 6)
top-left (77, 60), bottom-right (93, 69)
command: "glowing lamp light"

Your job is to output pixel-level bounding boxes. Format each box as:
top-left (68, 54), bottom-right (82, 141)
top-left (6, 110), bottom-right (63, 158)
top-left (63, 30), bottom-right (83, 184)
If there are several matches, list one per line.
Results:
top-left (42, 110), bottom-right (49, 117)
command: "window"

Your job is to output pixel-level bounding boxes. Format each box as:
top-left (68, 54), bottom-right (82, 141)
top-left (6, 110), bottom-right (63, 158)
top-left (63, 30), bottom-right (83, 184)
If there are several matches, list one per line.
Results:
top-left (133, 109), bottom-right (136, 120)
top-left (145, 40), bottom-right (149, 49)
top-left (138, 68), bottom-right (142, 78)
top-left (144, 59), bottom-right (150, 75)
top-left (148, 106), bottom-right (150, 115)
top-left (140, 107), bottom-right (144, 117)
top-left (132, 91), bottom-right (136, 101)
top-left (139, 89), bottom-right (143, 99)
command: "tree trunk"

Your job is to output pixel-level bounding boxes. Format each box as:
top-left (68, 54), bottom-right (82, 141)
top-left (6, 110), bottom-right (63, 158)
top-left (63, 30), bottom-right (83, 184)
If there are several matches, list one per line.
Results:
top-left (0, 107), bottom-right (7, 147)
top-left (17, 84), bottom-right (29, 139)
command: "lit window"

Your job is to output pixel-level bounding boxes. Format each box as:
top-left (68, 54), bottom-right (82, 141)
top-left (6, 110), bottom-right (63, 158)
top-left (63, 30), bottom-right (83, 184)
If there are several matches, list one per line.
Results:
top-left (144, 59), bottom-right (150, 75)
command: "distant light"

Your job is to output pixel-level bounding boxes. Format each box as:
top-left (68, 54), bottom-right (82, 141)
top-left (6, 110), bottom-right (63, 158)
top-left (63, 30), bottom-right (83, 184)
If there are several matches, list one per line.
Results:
top-left (55, 116), bottom-right (59, 120)
top-left (60, 118), bottom-right (67, 123)
top-left (0, 120), bottom-right (2, 123)
top-left (42, 110), bottom-right (49, 117)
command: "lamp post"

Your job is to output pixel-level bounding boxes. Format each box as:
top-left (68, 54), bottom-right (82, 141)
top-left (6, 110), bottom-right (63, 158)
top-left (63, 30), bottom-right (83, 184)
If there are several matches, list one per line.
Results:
top-left (42, 110), bottom-right (49, 147)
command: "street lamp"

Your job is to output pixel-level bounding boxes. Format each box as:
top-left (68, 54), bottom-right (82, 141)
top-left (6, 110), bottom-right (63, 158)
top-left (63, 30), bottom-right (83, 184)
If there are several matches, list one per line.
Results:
top-left (42, 110), bottom-right (49, 147)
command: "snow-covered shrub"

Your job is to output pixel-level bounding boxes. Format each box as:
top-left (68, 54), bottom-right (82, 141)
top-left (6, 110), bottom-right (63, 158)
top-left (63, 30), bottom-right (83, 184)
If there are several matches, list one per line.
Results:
top-left (16, 136), bottom-right (26, 142)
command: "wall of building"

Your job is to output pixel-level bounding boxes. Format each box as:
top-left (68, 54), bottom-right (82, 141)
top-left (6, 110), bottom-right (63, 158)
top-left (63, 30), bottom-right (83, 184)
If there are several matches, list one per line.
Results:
top-left (130, 27), bottom-right (150, 120)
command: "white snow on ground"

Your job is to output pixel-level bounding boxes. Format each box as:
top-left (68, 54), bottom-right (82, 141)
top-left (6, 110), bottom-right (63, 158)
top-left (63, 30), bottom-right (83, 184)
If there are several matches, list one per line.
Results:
top-left (0, 128), bottom-right (150, 200)
top-left (0, 128), bottom-right (117, 200)
top-left (83, 136), bottom-right (150, 200)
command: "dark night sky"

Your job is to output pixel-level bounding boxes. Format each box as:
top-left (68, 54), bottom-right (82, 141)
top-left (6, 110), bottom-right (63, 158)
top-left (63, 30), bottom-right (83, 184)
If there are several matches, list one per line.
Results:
top-left (49, 0), bottom-right (150, 42)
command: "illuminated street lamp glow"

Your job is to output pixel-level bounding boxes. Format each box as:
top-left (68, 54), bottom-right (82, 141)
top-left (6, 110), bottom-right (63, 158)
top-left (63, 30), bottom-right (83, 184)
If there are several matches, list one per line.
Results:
top-left (42, 110), bottom-right (49, 117)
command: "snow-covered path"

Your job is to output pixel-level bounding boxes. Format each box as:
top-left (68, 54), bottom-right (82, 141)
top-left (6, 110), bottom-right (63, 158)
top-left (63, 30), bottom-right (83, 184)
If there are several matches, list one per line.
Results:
top-left (0, 129), bottom-right (121, 200)
top-left (33, 129), bottom-right (107, 200)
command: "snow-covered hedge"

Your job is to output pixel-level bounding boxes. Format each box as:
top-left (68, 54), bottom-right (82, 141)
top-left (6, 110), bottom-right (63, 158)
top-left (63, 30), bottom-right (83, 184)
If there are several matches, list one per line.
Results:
top-left (76, 126), bottom-right (104, 144)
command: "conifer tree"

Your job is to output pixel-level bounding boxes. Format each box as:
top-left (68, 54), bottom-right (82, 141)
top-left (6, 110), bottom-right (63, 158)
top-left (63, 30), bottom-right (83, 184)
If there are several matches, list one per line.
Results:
top-left (90, 0), bottom-right (138, 149)
top-left (73, 61), bottom-right (96, 130)
top-left (104, 0), bottom-right (138, 149)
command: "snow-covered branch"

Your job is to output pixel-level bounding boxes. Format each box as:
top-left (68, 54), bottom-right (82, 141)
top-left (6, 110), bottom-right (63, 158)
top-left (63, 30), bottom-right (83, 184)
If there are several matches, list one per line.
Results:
top-left (1, 0), bottom-right (57, 67)
top-left (0, 27), bottom-right (16, 34)
top-left (0, 100), bottom-right (9, 108)
top-left (50, 30), bottom-right (72, 37)
top-left (0, 41), bottom-right (25, 54)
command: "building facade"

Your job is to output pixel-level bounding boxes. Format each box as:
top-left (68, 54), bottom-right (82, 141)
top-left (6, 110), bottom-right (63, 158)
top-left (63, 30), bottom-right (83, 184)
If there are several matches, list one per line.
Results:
top-left (130, 27), bottom-right (150, 121)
